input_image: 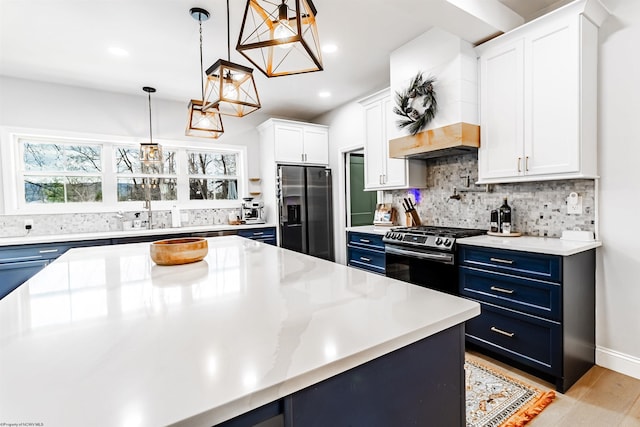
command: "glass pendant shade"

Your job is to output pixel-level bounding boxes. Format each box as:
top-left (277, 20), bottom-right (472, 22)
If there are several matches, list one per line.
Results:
top-left (186, 99), bottom-right (224, 139)
top-left (236, 0), bottom-right (322, 77)
top-left (140, 142), bottom-right (163, 166)
top-left (204, 59), bottom-right (261, 117)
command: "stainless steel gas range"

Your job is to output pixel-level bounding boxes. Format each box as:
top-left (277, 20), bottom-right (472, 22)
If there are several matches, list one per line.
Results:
top-left (383, 226), bottom-right (486, 294)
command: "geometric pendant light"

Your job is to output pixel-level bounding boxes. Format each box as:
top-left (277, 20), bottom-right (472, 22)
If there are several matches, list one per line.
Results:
top-left (140, 86), bottom-right (163, 166)
top-left (236, 0), bottom-right (323, 77)
top-left (186, 7), bottom-right (224, 139)
top-left (203, 0), bottom-right (261, 117)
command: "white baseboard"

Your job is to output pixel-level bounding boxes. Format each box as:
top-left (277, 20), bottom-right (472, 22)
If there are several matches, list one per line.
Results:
top-left (596, 346), bottom-right (640, 380)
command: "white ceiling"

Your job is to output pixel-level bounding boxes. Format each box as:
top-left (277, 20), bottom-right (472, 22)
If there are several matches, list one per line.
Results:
top-left (0, 0), bottom-right (567, 137)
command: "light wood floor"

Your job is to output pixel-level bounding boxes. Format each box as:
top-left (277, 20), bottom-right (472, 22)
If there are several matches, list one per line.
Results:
top-left (469, 350), bottom-right (640, 426)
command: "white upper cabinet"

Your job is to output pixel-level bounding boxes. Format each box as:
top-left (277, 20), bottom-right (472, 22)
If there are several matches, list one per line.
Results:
top-left (360, 88), bottom-right (426, 191)
top-left (476, 0), bottom-right (607, 184)
top-left (262, 119), bottom-right (329, 166)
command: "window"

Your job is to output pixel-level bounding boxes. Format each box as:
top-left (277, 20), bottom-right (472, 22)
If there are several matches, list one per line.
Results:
top-left (115, 146), bottom-right (177, 202)
top-left (22, 141), bottom-right (103, 204)
top-left (187, 151), bottom-right (239, 200)
top-left (1, 129), bottom-right (247, 214)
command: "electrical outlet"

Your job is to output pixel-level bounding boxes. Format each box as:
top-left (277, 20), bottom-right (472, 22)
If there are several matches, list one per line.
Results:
top-left (24, 219), bottom-right (34, 230)
top-left (567, 193), bottom-right (583, 214)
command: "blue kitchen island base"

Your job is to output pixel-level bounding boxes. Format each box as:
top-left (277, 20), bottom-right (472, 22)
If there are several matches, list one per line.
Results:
top-left (218, 324), bottom-right (466, 427)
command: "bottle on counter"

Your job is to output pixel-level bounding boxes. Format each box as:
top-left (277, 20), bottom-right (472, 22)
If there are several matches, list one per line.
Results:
top-left (490, 210), bottom-right (499, 233)
top-left (499, 197), bottom-right (512, 234)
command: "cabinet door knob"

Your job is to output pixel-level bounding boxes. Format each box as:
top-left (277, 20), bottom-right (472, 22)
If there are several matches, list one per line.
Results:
top-left (491, 326), bottom-right (515, 338)
top-left (490, 286), bottom-right (515, 294)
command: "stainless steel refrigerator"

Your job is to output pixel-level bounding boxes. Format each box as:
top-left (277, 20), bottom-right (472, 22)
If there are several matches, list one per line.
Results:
top-left (277, 165), bottom-right (334, 261)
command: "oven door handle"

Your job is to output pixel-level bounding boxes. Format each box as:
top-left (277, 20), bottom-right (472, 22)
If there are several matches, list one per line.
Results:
top-left (385, 245), bottom-right (454, 264)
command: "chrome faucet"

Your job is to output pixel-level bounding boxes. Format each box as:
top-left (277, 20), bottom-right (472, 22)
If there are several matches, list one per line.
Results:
top-left (144, 178), bottom-right (152, 230)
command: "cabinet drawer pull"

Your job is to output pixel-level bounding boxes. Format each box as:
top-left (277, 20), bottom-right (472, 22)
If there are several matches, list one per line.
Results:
top-left (253, 232), bottom-right (264, 236)
top-left (490, 257), bottom-right (514, 265)
top-left (490, 286), bottom-right (514, 294)
top-left (38, 249), bottom-right (59, 254)
top-left (360, 257), bottom-right (371, 262)
top-left (491, 326), bottom-right (515, 338)
top-left (359, 239), bottom-right (371, 244)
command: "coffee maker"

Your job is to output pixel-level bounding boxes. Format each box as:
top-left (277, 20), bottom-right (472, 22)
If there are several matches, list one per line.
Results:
top-left (241, 197), bottom-right (265, 224)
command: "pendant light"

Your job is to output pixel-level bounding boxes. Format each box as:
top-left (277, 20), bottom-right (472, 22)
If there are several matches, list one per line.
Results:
top-left (203, 0), bottom-right (261, 117)
top-left (140, 86), bottom-right (163, 166)
top-left (186, 7), bottom-right (224, 139)
top-left (236, 0), bottom-right (323, 77)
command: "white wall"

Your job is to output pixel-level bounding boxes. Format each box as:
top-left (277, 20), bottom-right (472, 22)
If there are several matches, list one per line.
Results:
top-left (595, 0), bottom-right (640, 379)
top-left (315, 97), bottom-right (373, 265)
top-left (0, 76), bottom-right (261, 212)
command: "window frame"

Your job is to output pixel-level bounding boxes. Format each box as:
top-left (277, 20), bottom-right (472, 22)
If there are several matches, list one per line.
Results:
top-left (0, 127), bottom-right (248, 215)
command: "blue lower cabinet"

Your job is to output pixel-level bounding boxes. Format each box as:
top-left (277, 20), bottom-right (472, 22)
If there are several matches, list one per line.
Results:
top-left (0, 259), bottom-right (49, 299)
top-left (346, 231), bottom-right (385, 275)
top-left (237, 227), bottom-right (277, 246)
top-left (459, 245), bottom-right (596, 393)
top-left (465, 300), bottom-right (561, 376)
top-left (0, 239), bottom-right (111, 300)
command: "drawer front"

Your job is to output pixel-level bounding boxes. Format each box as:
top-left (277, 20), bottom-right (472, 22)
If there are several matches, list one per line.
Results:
top-left (459, 246), bottom-right (561, 282)
top-left (237, 227), bottom-right (276, 240)
top-left (347, 232), bottom-right (385, 251)
top-left (465, 301), bottom-right (561, 376)
top-left (0, 243), bottom-right (69, 263)
top-left (348, 246), bottom-right (385, 274)
top-left (460, 267), bottom-right (561, 321)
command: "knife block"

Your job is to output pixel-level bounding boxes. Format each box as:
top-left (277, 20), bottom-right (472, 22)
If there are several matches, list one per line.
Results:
top-left (405, 211), bottom-right (422, 226)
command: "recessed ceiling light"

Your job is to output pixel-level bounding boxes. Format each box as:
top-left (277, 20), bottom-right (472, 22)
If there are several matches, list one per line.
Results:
top-left (318, 91), bottom-right (331, 98)
top-left (322, 44), bottom-right (338, 54)
top-left (108, 47), bottom-right (129, 57)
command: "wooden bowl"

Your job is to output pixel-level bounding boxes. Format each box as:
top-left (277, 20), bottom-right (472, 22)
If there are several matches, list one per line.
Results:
top-left (150, 237), bottom-right (208, 266)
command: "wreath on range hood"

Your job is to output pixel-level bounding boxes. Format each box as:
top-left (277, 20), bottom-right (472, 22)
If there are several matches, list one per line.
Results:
top-left (393, 72), bottom-right (438, 135)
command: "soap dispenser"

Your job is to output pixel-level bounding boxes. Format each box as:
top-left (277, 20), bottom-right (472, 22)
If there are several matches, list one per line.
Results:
top-left (133, 212), bottom-right (142, 229)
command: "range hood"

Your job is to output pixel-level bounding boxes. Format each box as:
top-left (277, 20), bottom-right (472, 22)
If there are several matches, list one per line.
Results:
top-left (388, 28), bottom-right (480, 159)
top-left (389, 122), bottom-right (479, 159)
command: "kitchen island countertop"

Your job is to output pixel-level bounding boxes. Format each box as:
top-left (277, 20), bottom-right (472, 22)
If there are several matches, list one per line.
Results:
top-left (0, 236), bottom-right (479, 426)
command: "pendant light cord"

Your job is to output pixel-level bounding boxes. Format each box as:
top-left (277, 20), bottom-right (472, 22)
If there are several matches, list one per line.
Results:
top-left (147, 91), bottom-right (153, 144)
top-left (227, 0), bottom-right (231, 61)
top-left (199, 16), bottom-right (205, 101)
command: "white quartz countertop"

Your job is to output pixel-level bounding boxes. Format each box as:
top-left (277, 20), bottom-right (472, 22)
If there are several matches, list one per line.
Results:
top-left (458, 234), bottom-right (602, 256)
top-left (0, 223), bottom-right (276, 247)
top-left (0, 236), bottom-right (479, 427)
top-left (345, 225), bottom-right (396, 235)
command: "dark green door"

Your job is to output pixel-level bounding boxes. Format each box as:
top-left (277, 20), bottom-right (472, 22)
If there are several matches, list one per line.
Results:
top-left (349, 154), bottom-right (377, 226)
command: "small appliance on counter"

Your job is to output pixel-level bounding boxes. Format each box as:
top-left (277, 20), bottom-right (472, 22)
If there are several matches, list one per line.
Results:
top-left (241, 197), bottom-right (265, 224)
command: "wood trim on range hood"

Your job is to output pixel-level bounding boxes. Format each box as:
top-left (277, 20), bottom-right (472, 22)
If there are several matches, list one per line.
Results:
top-left (389, 122), bottom-right (480, 159)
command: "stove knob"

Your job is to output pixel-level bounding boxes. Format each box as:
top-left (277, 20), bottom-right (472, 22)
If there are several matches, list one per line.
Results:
top-left (444, 239), bottom-right (452, 247)
top-left (435, 237), bottom-right (443, 245)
